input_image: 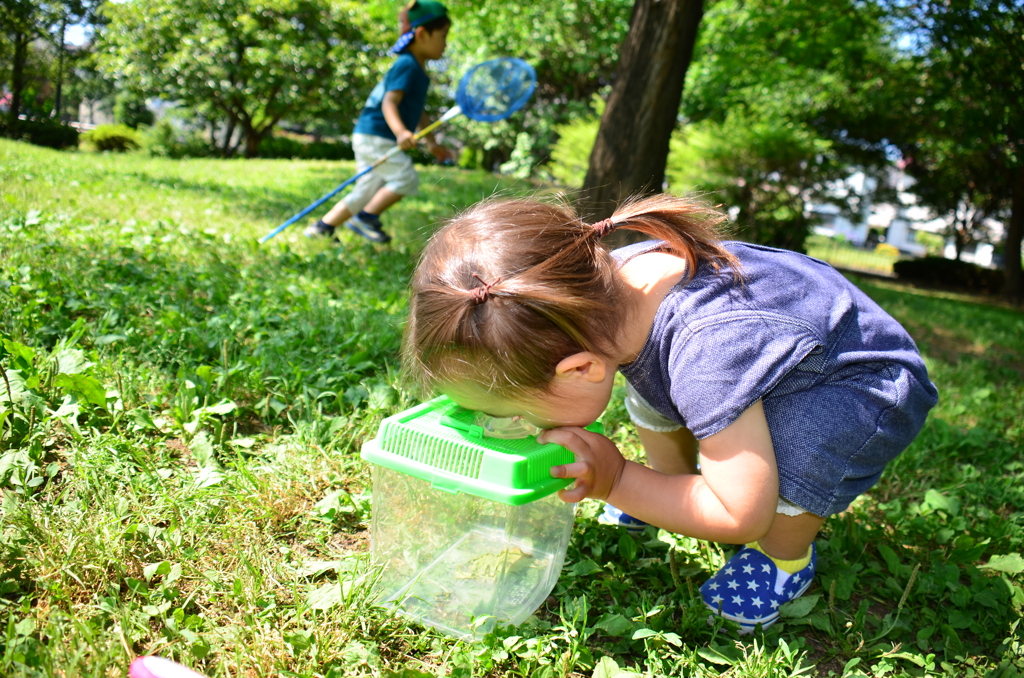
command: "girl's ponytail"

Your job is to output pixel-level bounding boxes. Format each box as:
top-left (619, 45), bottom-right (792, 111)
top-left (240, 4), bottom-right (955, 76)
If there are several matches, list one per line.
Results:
top-left (588, 193), bottom-right (739, 282)
top-left (404, 194), bottom-right (736, 398)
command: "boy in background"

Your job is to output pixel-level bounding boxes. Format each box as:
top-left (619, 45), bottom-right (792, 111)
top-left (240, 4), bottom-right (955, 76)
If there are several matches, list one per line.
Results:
top-left (306, 1), bottom-right (452, 244)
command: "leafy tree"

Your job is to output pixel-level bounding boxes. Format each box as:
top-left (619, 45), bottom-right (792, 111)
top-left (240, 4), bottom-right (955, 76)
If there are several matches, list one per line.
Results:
top-left (96, 0), bottom-right (377, 157)
top-left (674, 0), bottom-right (910, 249)
top-left (442, 0), bottom-right (633, 172)
top-left (891, 0), bottom-right (1023, 300)
top-left (1, 0), bottom-right (44, 127)
top-left (0, 1), bottom-right (98, 127)
top-left (49, 1), bottom-right (103, 121)
top-left (668, 109), bottom-right (838, 251)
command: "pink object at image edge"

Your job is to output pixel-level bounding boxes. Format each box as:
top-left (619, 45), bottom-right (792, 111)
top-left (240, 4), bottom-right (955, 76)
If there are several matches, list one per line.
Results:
top-left (129, 656), bottom-right (208, 678)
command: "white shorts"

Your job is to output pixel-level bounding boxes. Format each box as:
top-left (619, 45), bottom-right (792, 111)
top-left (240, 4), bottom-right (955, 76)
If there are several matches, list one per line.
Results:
top-left (342, 133), bottom-right (420, 214)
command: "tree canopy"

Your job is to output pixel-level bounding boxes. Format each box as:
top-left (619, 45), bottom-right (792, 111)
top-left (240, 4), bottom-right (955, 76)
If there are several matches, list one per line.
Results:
top-left (96, 0), bottom-right (380, 157)
top-left (888, 0), bottom-right (1024, 298)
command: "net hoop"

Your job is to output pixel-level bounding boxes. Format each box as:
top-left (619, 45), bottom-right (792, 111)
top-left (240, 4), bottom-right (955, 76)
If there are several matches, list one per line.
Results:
top-left (456, 58), bottom-right (537, 123)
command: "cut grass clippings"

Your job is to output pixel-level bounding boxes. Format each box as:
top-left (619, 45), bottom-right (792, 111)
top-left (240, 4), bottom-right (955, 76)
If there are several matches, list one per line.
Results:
top-left (1, 139), bottom-right (1023, 678)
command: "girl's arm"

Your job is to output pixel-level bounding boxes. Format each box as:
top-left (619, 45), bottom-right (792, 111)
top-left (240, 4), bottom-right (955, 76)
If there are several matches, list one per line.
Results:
top-left (382, 90), bottom-right (416, 150)
top-left (544, 400), bottom-right (779, 544)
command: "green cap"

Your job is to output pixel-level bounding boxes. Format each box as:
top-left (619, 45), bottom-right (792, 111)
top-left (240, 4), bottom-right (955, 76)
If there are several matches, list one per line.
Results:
top-left (391, 1), bottom-right (449, 53)
top-left (407, 0), bottom-right (447, 28)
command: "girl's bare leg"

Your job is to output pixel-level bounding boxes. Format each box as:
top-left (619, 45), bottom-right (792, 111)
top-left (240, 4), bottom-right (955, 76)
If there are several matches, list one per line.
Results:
top-left (757, 512), bottom-right (826, 560)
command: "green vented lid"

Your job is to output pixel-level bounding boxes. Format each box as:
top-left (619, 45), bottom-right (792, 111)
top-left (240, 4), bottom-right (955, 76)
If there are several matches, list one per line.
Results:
top-left (361, 396), bottom-right (602, 506)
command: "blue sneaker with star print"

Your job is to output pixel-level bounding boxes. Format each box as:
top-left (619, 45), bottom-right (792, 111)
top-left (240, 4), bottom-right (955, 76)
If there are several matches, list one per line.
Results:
top-left (597, 504), bottom-right (649, 534)
top-left (699, 543), bottom-right (816, 633)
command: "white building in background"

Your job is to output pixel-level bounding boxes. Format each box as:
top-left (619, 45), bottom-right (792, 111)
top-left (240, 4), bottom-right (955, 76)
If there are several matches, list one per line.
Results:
top-left (77, 98), bottom-right (114, 127)
top-left (807, 168), bottom-right (1005, 268)
top-left (808, 170), bottom-right (934, 256)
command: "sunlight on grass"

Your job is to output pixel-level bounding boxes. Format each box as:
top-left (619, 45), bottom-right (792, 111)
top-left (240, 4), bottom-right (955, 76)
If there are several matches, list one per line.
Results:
top-left (805, 234), bottom-right (902, 276)
top-left (1, 139), bottom-right (1022, 678)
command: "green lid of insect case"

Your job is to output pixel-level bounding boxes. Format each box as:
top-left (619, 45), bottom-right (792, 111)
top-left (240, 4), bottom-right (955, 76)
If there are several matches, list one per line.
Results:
top-left (361, 395), bottom-right (602, 506)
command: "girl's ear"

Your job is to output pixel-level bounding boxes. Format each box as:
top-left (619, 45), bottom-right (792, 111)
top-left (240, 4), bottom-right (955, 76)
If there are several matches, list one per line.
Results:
top-left (554, 352), bottom-right (608, 384)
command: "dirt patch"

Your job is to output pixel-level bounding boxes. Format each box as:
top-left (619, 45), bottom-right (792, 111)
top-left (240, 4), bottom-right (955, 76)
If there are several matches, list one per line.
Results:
top-left (330, 529), bottom-right (369, 553)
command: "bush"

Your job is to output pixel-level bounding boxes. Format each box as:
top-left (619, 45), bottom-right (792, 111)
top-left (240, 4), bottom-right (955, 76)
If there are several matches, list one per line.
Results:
top-left (82, 124), bottom-right (141, 152)
top-left (547, 116), bottom-right (599, 186)
top-left (894, 256), bottom-right (1005, 295)
top-left (114, 91), bottom-right (155, 129)
top-left (139, 120), bottom-right (215, 159)
top-left (0, 118), bottom-right (79, 149)
top-left (259, 135), bottom-right (354, 160)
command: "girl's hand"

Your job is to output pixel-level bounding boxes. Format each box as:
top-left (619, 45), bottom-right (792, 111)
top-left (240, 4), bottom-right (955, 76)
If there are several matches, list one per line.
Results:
top-left (541, 427), bottom-right (626, 503)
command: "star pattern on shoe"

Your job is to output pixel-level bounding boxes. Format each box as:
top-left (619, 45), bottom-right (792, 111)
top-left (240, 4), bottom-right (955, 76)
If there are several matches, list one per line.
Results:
top-left (699, 544), bottom-right (817, 634)
top-left (598, 504), bottom-right (649, 534)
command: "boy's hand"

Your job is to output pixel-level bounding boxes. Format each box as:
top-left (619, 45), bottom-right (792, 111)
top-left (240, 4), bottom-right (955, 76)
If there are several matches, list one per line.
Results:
top-left (541, 427), bottom-right (627, 504)
top-left (396, 129), bottom-right (416, 151)
top-left (428, 143), bottom-right (452, 163)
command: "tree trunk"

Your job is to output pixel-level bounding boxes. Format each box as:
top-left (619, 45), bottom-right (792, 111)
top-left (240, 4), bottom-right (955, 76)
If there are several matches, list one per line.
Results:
top-left (53, 14), bottom-right (67, 120)
top-left (221, 117), bottom-right (237, 157)
top-left (579, 0), bottom-right (704, 221)
top-left (8, 31), bottom-right (30, 128)
top-left (1004, 165), bottom-right (1023, 302)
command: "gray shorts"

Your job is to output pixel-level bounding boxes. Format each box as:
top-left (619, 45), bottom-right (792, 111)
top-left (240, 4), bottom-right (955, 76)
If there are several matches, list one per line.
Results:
top-left (342, 133), bottom-right (419, 214)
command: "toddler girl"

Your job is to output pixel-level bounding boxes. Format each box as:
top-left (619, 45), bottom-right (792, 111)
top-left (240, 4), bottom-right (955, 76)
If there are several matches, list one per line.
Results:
top-left (403, 194), bottom-right (937, 632)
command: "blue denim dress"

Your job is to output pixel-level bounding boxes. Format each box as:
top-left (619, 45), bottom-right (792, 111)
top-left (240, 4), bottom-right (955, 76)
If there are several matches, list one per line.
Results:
top-left (616, 241), bottom-right (938, 517)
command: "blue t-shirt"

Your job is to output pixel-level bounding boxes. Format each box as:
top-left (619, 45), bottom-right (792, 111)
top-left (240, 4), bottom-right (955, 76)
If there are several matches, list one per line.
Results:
top-left (353, 53), bottom-right (430, 140)
top-left (615, 241), bottom-right (937, 440)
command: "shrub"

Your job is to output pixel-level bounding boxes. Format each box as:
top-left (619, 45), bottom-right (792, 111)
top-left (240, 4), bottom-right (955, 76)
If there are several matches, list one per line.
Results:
top-left (114, 91), bottom-right (155, 129)
top-left (259, 135), bottom-right (353, 160)
top-left (82, 124), bottom-right (141, 152)
top-left (139, 120), bottom-right (215, 159)
top-left (0, 118), bottom-right (79, 149)
top-left (547, 116), bottom-right (599, 187)
top-left (894, 256), bottom-right (1005, 295)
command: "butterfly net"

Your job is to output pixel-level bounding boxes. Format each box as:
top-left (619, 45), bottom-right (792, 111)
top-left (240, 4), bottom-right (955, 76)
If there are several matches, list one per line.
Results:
top-left (456, 58), bottom-right (537, 123)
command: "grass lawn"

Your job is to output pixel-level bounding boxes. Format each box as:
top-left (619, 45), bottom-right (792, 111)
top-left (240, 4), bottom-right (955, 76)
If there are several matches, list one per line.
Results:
top-left (1, 139), bottom-right (1023, 678)
top-left (804, 235), bottom-right (902, 277)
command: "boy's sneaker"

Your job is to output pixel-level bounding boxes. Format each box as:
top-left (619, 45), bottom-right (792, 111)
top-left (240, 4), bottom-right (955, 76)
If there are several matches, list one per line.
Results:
top-left (345, 214), bottom-right (391, 243)
top-left (598, 504), bottom-right (649, 534)
top-left (700, 543), bottom-right (816, 634)
top-left (303, 219), bottom-right (337, 239)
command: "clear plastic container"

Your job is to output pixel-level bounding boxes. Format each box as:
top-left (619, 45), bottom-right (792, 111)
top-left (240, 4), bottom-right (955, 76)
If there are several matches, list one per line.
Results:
top-left (361, 396), bottom-right (596, 639)
top-left (369, 465), bottom-right (574, 638)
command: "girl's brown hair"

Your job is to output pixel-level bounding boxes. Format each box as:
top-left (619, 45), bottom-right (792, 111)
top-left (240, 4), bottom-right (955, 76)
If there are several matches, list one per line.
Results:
top-left (403, 193), bottom-right (737, 398)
